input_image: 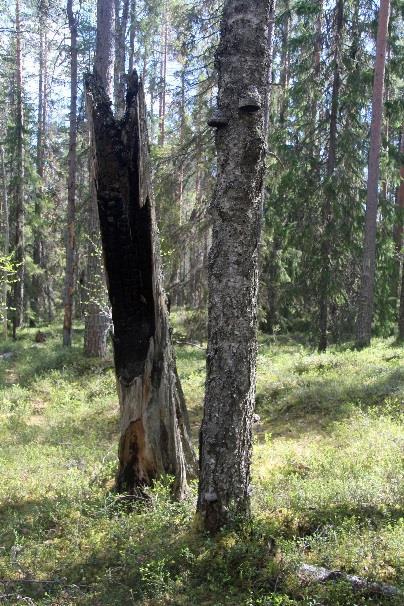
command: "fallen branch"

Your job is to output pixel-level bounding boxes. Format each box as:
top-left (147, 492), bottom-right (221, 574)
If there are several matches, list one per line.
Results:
top-left (298, 564), bottom-right (402, 598)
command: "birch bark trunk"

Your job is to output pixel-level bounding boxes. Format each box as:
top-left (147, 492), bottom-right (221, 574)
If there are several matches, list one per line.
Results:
top-left (197, 0), bottom-right (270, 532)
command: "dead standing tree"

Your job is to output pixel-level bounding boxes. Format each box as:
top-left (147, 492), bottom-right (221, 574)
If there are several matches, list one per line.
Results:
top-left (85, 71), bottom-right (196, 499)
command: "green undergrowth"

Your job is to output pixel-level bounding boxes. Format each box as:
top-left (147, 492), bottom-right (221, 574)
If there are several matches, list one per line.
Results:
top-left (0, 319), bottom-right (402, 605)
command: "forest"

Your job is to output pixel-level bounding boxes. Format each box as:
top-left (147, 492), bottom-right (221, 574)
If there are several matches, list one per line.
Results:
top-left (0, 0), bottom-right (403, 604)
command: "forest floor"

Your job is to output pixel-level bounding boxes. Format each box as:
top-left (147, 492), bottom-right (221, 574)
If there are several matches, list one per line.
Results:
top-left (0, 312), bottom-right (403, 606)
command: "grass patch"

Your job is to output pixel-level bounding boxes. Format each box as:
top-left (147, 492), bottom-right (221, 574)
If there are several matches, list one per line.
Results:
top-left (0, 322), bottom-right (402, 605)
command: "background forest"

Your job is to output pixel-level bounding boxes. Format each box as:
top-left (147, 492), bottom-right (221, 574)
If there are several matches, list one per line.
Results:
top-left (0, 0), bottom-right (403, 605)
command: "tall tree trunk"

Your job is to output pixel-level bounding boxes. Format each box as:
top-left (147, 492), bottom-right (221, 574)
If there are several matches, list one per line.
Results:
top-left (158, 3), bottom-right (168, 147)
top-left (356, 0), bottom-right (391, 348)
top-left (63, 0), bottom-right (78, 347)
top-left (128, 0), bottom-right (136, 73)
top-left (84, 0), bottom-right (115, 357)
top-left (12, 0), bottom-right (24, 339)
top-left (279, 1), bottom-right (290, 126)
top-left (397, 132), bottom-right (404, 341)
top-left (1, 145), bottom-right (9, 338)
top-left (197, 0), bottom-right (270, 533)
top-left (318, 0), bottom-right (343, 352)
top-left (114, 0), bottom-right (130, 116)
top-left (32, 10), bottom-right (47, 322)
top-left (85, 71), bottom-right (196, 498)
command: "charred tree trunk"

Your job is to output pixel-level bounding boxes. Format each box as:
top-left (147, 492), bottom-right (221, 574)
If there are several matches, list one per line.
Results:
top-left (197, 0), bottom-right (270, 532)
top-left (63, 0), bottom-right (78, 347)
top-left (85, 71), bottom-right (196, 498)
top-left (12, 0), bottom-right (25, 339)
top-left (1, 145), bottom-right (9, 338)
top-left (356, 0), bottom-right (391, 348)
top-left (318, 0), bottom-right (343, 352)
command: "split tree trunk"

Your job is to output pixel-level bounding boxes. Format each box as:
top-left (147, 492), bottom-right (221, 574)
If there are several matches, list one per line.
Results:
top-left (197, 0), bottom-right (270, 532)
top-left (12, 0), bottom-right (25, 339)
top-left (85, 71), bottom-right (196, 498)
top-left (63, 0), bottom-right (78, 347)
top-left (318, 0), bottom-right (343, 352)
top-left (356, 0), bottom-right (391, 348)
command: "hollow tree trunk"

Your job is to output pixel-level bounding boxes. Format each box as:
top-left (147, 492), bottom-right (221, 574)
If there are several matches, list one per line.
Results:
top-left (12, 0), bottom-right (25, 339)
top-left (197, 0), bottom-right (270, 533)
top-left (85, 71), bottom-right (196, 498)
top-left (318, 0), bottom-right (343, 352)
top-left (356, 0), bottom-right (391, 348)
top-left (63, 0), bottom-right (78, 347)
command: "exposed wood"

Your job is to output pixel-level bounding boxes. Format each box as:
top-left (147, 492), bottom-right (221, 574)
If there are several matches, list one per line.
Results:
top-left (0, 145), bottom-right (9, 338)
top-left (298, 563), bottom-right (402, 598)
top-left (85, 70), bottom-right (196, 498)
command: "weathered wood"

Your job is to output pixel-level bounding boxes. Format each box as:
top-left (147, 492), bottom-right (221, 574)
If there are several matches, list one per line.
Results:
top-left (298, 564), bottom-right (402, 598)
top-left (85, 70), bottom-right (196, 499)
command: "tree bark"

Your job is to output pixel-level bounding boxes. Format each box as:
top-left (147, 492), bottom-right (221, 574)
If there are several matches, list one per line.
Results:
top-left (114, 0), bottom-right (130, 116)
top-left (1, 145), bottom-right (9, 338)
top-left (318, 0), bottom-right (343, 352)
top-left (158, 3), bottom-right (168, 147)
top-left (63, 0), bottom-right (78, 347)
top-left (197, 0), bottom-right (270, 532)
top-left (397, 132), bottom-right (404, 341)
top-left (12, 0), bottom-right (25, 339)
top-left (356, 0), bottom-right (391, 348)
top-left (128, 0), bottom-right (137, 73)
top-left (85, 70), bottom-right (196, 498)
top-left (32, 6), bottom-right (47, 321)
top-left (84, 0), bottom-right (115, 357)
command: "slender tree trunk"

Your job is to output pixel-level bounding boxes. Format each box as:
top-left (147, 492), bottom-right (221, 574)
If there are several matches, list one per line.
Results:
top-left (318, 0), bottom-right (343, 352)
top-left (32, 13), bottom-right (47, 321)
top-left (263, 0), bottom-right (276, 137)
top-left (63, 0), bottom-right (78, 347)
top-left (84, 0), bottom-right (115, 357)
top-left (158, 3), bottom-right (168, 147)
top-left (397, 132), bottom-right (404, 341)
top-left (114, 0), bottom-right (130, 116)
top-left (12, 0), bottom-right (25, 340)
top-left (197, 0), bottom-right (270, 533)
top-left (356, 0), bottom-right (391, 348)
top-left (279, 1), bottom-right (290, 126)
top-left (1, 145), bottom-right (9, 338)
top-left (85, 71), bottom-right (196, 498)
top-left (128, 0), bottom-right (136, 73)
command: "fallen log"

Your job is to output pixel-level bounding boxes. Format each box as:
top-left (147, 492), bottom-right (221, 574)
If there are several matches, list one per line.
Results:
top-left (298, 564), bottom-right (402, 598)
